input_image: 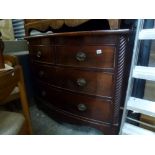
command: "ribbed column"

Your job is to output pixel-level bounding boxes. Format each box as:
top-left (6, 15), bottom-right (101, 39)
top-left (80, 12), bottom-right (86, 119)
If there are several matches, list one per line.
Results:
top-left (113, 35), bottom-right (128, 125)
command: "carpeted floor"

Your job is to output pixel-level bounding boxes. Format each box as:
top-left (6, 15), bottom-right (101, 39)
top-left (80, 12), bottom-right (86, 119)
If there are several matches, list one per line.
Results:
top-left (29, 104), bottom-right (102, 135)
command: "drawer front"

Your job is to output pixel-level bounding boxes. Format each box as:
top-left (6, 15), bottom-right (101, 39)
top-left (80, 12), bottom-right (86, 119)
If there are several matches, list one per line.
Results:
top-left (33, 64), bottom-right (113, 97)
top-left (55, 35), bottom-right (117, 45)
top-left (29, 45), bottom-right (55, 63)
top-left (55, 45), bottom-right (115, 69)
top-left (36, 82), bottom-right (113, 123)
top-left (28, 37), bottom-right (54, 46)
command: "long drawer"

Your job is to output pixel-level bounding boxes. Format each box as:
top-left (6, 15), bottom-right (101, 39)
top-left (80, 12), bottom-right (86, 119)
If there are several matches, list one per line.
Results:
top-left (36, 81), bottom-right (113, 123)
top-left (33, 63), bottom-right (113, 98)
top-left (55, 45), bottom-right (115, 69)
top-left (54, 35), bottom-right (117, 45)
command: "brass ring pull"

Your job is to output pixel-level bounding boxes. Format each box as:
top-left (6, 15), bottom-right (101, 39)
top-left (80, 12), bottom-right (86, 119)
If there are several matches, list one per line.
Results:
top-left (76, 52), bottom-right (86, 61)
top-left (77, 103), bottom-right (87, 111)
top-left (36, 51), bottom-right (42, 58)
top-left (77, 78), bottom-right (87, 87)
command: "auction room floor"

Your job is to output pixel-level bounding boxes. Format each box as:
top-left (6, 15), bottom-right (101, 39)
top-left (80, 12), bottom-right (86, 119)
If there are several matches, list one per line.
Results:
top-left (30, 103), bottom-right (102, 135)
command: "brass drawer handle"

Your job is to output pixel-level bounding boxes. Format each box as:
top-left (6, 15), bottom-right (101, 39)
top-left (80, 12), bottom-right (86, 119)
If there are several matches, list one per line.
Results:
top-left (39, 70), bottom-right (44, 77)
top-left (76, 52), bottom-right (86, 61)
top-left (77, 103), bottom-right (87, 111)
top-left (77, 78), bottom-right (87, 87)
top-left (36, 51), bottom-right (42, 58)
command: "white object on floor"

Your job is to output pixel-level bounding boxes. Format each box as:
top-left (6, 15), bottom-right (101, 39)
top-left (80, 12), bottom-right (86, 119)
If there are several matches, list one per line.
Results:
top-left (0, 64), bottom-right (13, 71)
top-left (0, 111), bottom-right (25, 135)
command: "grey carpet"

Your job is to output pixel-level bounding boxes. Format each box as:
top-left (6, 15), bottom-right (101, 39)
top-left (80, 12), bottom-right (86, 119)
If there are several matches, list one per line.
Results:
top-left (29, 105), bottom-right (102, 135)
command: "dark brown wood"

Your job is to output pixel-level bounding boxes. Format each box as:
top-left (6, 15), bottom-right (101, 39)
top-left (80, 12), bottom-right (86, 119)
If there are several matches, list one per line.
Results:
top-left (0, 66), bottom-right (20, 102)
top-left (112, 35), bottom-right (128, 125)
top-left (54, 35), bottom-right (117, 45)
top-left (36, 96), bottom-right (117, 135)
top-left (36, 80), bottom-right (113, 123)
top-left (55, 45), bottom-right (115, 69)
top-left (26, 30), bottom-right (130, 134)
top-left (33, 64), bottom-right (113, 98)
top-left (28, 37), bottom-right (54, 46)
top-left (25, 29), bottom-right (130, 39)
top-left (0, 32), bottom-right (5, 69)
top-left (29, 45), bottom-right (55, 63)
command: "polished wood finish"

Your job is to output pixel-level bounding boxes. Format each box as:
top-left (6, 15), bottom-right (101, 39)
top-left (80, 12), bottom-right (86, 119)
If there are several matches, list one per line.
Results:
top-left (36, 81), bottom-right (113, 123)
top-left (28, 37), bottom-right (54, 45)
top-left (29, 45), bottom-right (54, 63)
top-left (55, 45), bottom-right (115, 69)
top-left (33, 64), bottom-right (113, 97)
top-left (25, 29), bottom-right (129, 38)
top-left (0, 66), bottom-right (20, 101)
top-left (36, 97), bottom-right (117, 135)
top-left (26, 30), bottom-right (130, 134)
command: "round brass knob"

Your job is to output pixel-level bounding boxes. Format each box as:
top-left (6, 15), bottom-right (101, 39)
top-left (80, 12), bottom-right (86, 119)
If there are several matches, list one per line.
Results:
top-left (36, 51), bottom-right (42, 58)
top-left (77, 103), bottom-right (87, 111)
top-left (76, 52), bottom-right (86, 61)
top-left (77, 78), bottom-right (87, 87)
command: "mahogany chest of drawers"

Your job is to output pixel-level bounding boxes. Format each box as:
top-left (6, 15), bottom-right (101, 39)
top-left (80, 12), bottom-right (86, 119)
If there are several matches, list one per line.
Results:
top-left (26, 30), bottom-right (130, 134)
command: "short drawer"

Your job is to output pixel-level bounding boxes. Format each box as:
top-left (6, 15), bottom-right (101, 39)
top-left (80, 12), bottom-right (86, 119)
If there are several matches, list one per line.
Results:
top-left (36, 81), bottom-right (113, 123)
top-left (33, 64), bottom-right (113, 98)
top-left (55, 45), bottom-right (115, 69)
top-left (29, 45), bottom-right (55, 63)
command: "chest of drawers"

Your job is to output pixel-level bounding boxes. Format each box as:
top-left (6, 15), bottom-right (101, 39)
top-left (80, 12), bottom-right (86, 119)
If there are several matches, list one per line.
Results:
top-left (26, 30), bottom-right (130, 134)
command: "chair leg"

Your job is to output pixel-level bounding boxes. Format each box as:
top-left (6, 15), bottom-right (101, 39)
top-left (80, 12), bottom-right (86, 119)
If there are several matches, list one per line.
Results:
top-left (18, 66), bottom-right (33, 134)
top-left (18, 120), bottom-right (31, 135)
